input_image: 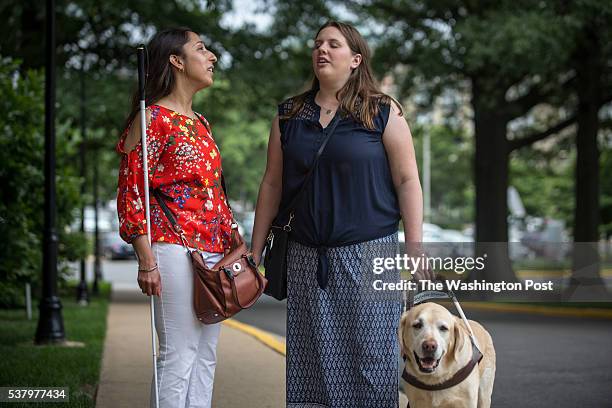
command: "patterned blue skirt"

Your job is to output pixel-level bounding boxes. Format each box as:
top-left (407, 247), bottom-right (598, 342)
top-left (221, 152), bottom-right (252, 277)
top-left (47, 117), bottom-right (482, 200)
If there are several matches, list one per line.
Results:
top-left (286, 233), bottom-right (402, 408)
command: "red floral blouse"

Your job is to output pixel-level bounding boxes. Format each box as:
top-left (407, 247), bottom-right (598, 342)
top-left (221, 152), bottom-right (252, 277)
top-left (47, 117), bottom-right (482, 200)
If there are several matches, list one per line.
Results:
top-left (116, 105), bottom-right (233, 253)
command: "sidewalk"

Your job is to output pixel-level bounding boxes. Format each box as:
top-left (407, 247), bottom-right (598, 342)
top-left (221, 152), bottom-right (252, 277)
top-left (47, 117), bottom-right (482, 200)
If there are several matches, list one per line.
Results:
top-left (95, 289), bottom-right (285, 408)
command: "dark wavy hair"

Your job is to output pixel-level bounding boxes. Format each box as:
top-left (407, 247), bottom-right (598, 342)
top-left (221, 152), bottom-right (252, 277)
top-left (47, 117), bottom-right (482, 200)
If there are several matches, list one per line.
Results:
top-left (123, 27), bottom-right (194, 130)
top-left (284, 21), bottom-right (402, 130)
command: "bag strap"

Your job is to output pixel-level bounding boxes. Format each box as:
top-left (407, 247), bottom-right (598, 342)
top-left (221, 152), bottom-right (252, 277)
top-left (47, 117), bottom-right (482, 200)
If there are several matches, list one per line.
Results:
top-left (283, 114), bottom-right (342, 218)
top-left (152, 189), bottom-right (191, 248)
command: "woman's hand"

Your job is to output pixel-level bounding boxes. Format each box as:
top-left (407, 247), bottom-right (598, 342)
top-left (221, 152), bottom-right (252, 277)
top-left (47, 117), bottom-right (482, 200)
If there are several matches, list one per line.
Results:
top-left (132, 236), bottom-right (161, 296)
top-left (138, 266), bottom-right (162, 297)
top-left (252, 252), bottom-right (262, 267)
top-left (406, 244), bottom-right (436, 282)
top-left (412, 262), bottom-right (436, 282)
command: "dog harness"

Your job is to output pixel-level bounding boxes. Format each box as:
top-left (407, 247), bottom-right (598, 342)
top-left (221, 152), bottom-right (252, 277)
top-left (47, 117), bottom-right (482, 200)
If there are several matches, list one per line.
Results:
top-left (402, 286), bottom-right (484, 407)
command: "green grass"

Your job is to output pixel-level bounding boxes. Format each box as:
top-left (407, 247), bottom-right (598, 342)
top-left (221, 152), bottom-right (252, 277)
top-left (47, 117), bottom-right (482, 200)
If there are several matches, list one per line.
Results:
top-left (0, 282), bottom-right (111, 407)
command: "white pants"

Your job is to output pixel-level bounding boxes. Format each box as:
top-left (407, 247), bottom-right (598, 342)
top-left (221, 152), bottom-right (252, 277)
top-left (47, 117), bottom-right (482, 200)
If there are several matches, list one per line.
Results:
top-left (150, 243), bottom-right (223, 408)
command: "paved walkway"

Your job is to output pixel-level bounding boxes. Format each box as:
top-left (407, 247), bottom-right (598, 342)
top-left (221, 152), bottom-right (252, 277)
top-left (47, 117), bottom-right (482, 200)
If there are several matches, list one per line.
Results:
top-left (97, 288), bottom-right (408, 407)
top-left (96, 290), bottom-right (285, 408)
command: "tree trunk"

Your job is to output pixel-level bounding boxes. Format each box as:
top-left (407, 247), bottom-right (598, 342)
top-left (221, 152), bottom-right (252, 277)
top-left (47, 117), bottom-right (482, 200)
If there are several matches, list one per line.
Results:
top-left (569, 28), bottom-right (607, 300)
top-left (471, 79), bottom-right (518, 293)
top-left (574, 37), bottom-right (601, 243)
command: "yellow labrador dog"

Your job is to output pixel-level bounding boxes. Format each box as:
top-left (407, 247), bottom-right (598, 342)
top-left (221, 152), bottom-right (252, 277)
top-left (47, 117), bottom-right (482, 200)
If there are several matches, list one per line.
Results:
top-left (399, 303), bottom-right (496, 408)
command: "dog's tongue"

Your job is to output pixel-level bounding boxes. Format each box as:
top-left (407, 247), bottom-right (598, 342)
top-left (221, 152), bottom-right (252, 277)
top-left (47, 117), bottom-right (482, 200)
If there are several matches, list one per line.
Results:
top-left (420, 357), bottom-right (436, 368)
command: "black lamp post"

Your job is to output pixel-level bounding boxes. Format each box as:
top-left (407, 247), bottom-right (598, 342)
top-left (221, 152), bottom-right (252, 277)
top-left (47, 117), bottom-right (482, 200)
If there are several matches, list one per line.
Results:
top-left (76, 62), bottom-right (89, 305)
top-left (35, 0), bottom-right (65, 344)
top-left (92, 143), bottom-right (102, 296)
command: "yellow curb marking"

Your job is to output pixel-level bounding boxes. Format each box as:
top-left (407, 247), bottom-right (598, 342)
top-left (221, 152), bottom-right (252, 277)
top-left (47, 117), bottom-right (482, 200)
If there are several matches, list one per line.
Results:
top-left (516, 270), bottom-right (571, 278)
top-left (459, 302), bottom-right (612, 319)
top-left (223, 319), bottom-right (410, 402)
top-left (223, 319), bottom-right (286, 356)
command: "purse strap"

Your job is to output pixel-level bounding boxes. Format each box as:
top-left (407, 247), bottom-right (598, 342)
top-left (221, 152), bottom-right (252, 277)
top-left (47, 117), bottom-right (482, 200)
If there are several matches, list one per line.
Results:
top-left (151, 188), bottom-right (191, 248)
top-left (281, 114), bottom-right (342, 221)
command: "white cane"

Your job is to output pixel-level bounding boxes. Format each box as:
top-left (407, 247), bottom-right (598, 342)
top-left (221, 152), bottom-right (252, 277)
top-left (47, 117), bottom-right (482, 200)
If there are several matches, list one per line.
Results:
top-left (137, 45), bottom-right (159, 408)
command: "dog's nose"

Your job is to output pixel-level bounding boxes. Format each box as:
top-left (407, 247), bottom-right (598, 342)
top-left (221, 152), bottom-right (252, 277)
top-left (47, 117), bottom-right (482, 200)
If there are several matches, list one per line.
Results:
top-left (422, 340), bottom-right (437, 353)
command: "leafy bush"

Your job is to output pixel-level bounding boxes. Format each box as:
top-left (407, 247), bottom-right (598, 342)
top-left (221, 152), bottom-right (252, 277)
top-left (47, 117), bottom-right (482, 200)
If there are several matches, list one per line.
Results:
top-left (0, 57), bottom-right (85, 307)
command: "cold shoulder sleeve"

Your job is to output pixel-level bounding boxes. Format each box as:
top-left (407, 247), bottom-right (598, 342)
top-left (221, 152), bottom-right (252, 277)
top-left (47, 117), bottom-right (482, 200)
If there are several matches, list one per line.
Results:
top-left (116, 107), bottom-right (169, 243)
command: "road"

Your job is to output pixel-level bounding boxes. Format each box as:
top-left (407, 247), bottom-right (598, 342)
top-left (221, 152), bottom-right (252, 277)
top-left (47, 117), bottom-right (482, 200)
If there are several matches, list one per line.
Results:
top-left (235, 294), bottom-right (612, 408)
top-left (81, 259), bottom-right (612, 408)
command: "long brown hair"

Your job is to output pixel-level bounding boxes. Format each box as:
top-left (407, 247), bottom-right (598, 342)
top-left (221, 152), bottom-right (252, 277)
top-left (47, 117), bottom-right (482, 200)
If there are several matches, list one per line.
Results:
top-left (284, 21), bottom-right (402, 130)
top-left (123, 27), bottom-right (194, 131)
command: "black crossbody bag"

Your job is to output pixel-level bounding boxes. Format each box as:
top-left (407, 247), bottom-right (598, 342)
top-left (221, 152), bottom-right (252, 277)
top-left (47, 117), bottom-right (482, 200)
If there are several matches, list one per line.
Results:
top-left (263, 115), bottom-right (341, 300)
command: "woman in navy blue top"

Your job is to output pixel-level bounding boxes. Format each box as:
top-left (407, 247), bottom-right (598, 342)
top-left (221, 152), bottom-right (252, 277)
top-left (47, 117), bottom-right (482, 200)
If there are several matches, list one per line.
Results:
top-left (251, 21), bottom-right (429, 408)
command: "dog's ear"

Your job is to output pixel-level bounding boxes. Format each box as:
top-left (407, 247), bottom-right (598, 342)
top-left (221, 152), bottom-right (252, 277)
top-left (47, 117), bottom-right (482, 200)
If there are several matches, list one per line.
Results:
top-left (398, 312), bottom-right (411, 357)
top-left (451, 316), bottom-right (467, 361)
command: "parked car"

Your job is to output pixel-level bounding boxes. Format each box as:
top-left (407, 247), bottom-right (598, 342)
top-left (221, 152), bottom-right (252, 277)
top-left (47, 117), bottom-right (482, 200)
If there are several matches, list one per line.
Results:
top-left (70, 205), bottom-right (115, 233)
top-left (102, 232), bottom-right (135, 260)
top-left (234, 211), bottom-right (255, 247)
top-left (439, 229), bottom-right (474, 257)
top-left (399, 223), bottom-right (445, 243)
top-left (399, 224), bottom-right (473, 258)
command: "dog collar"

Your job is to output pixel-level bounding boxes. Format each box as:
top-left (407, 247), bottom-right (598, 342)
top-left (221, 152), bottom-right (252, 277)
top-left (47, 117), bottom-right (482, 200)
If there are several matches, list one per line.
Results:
top-left (402, 337), bottom-right (483, 392)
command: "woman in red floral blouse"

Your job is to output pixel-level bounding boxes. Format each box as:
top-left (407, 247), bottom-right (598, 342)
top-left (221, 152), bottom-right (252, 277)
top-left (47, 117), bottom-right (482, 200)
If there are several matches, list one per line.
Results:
top-left (116, 27), bottom-right (231, 408)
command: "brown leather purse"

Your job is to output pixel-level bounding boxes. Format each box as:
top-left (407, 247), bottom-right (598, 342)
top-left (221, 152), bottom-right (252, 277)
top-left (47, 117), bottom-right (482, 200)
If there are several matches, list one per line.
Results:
top-left (152, 188), bottom-right (267, 324)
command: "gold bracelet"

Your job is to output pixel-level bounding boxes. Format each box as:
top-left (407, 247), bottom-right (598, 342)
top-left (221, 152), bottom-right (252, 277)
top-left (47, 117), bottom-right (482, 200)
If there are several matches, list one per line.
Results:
top-left (138, 265), bottom-right (158, 273)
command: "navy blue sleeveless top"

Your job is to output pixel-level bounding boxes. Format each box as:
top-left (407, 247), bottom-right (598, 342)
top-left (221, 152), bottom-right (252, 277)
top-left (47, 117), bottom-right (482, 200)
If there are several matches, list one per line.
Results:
top-left (277, 91), bottom-right (400, 248)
